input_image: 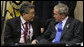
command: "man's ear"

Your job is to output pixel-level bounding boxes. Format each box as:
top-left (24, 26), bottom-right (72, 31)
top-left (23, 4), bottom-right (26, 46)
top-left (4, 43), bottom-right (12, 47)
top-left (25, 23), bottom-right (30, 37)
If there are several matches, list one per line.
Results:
top-left (61, 14), bottom-right (65, 16)
top-left (61, 14), bottom-right (65, 19)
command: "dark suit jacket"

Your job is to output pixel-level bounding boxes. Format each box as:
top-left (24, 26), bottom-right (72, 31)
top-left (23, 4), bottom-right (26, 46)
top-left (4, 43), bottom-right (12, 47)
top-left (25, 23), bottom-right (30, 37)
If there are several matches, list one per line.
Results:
top-left (4, 16), bottom-right (41, 46)
top-left (36, 17), bottom-right (83, 46)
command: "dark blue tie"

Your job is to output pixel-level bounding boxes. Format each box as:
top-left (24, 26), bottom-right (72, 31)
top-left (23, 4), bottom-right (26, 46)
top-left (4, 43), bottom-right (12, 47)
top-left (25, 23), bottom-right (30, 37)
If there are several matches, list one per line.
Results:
top-left (53, 22), bottom-right (63, 43)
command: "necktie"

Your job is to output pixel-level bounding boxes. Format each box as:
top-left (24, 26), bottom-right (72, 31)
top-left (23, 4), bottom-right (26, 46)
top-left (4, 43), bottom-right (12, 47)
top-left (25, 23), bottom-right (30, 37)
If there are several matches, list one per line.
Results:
top-left (24, 22), bottom-right (28, 44)
top-left (53, 22), bottom-right (63, 43)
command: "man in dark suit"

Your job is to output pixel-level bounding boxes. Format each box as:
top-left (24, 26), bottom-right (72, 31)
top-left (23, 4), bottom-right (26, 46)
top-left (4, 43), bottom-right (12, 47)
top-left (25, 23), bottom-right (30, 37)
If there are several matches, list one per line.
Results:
top-left (32, 3), bottom-right (83, 46)
top-left (4, 2), bottom-right (41, 46)
top-left (34, 1), bottom-right (77, 33)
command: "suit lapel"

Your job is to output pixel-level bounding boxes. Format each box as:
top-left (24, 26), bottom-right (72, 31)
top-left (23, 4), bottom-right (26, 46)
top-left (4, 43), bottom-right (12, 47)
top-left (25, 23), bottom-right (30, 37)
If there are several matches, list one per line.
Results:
top-left (15, 17), bottom-right (21, 36)
top-left (60, 17), bottom-right (72, 40)
top-left (52, 21), bottom-right (59, 38)
top-left (29, 21), bottom-right (34, 33)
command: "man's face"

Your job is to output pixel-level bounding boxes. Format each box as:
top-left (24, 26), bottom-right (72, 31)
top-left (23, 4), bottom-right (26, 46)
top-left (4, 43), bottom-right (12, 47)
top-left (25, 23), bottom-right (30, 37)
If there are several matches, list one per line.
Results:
top-left (23, 8), bottom-right (35, 21)
top-left (53, 9), bottom-right (63, 22)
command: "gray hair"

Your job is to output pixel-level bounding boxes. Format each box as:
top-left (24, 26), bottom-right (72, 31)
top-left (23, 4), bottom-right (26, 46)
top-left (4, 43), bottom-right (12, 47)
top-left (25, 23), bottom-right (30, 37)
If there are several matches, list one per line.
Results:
top-left (54, 3), bottom-right (69, 15)
top-left (19, 2), bottom-right (34, 16)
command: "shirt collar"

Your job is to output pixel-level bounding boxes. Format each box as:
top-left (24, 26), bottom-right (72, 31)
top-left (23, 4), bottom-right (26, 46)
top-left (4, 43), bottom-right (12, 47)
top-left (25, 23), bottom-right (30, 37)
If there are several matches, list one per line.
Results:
top-left (20, 16), bottom-right (26, 24)
top-left (62, 16), bottom-right (69, 24)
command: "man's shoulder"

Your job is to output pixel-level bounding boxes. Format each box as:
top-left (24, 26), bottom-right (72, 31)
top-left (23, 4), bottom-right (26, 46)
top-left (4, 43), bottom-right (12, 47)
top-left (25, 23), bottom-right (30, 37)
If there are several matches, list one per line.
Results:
top-left (47, 18), bottom-right (56, 26)
top-left (7, 16), bottom-right (20, 22)
top-left (70, 17), bottom-right (83, 24)
top-left (67, 17), bottom-right (83, 26)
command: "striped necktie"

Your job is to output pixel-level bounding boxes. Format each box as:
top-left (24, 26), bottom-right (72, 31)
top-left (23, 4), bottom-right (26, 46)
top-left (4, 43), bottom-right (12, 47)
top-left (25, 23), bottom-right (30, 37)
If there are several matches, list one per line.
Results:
top-left (24, 22), bottom-right (28, 44)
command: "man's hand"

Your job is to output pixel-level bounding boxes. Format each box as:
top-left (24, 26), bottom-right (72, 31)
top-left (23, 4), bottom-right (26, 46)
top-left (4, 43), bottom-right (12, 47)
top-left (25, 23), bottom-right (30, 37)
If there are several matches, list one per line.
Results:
top-left (31, 40), bottom-right (38, 45)
top-left (66, 44), bottom-right (68, 46)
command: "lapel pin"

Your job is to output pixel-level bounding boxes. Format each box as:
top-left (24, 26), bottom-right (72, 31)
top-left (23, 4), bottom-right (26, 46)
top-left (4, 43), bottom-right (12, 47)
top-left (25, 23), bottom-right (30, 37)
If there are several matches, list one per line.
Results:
top-left (66, 24), bottom-right (70, 28)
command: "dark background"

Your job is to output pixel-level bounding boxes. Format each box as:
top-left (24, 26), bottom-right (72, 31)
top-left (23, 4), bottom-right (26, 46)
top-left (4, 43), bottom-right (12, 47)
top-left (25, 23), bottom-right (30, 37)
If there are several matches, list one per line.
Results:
top-left (34, 1), bottom-right (77, 27)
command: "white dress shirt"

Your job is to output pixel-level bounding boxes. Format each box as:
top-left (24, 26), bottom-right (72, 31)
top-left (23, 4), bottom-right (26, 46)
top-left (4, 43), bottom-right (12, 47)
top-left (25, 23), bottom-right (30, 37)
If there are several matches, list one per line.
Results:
top-left (55, 16), bottom-right (69, 31)
top-left (19, 16), bottom-right (33, 43)
top-left (52, 16), bottom-right (69, 42)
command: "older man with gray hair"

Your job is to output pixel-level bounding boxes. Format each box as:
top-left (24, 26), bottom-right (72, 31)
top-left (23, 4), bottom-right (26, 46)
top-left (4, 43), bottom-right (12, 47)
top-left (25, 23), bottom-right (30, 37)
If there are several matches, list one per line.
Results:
top-left (32, 3), bottom-right (83, 46)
